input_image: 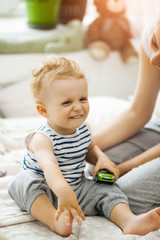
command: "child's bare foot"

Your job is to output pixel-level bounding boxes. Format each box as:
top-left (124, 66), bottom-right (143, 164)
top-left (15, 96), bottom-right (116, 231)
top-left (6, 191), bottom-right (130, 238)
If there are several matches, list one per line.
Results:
top-left (124, 207), bottom-right (160, 235)
top-left (50, 212), bottom-right (73, 237)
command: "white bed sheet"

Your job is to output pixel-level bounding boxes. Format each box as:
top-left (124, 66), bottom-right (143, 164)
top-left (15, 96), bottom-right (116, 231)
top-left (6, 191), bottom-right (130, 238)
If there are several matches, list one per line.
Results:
top-left (0, 96), bottom-right (160, 240)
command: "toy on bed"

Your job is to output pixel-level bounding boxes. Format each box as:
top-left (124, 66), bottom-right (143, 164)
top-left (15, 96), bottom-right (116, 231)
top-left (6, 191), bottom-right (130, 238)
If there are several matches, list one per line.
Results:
top-left (86, 0), bottom-right (138, 63)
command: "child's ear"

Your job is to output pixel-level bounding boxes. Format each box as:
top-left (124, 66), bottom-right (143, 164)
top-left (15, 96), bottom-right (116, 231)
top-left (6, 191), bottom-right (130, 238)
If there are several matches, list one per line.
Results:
top-left (36, 104), bottom-right (48, 118)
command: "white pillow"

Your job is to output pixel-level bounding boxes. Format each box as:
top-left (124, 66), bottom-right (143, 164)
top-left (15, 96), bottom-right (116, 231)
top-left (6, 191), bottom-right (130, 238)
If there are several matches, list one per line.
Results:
top-left (87, 96), bottom-right (130, 133)
top-left (0, 80), bottom-right (38, 118)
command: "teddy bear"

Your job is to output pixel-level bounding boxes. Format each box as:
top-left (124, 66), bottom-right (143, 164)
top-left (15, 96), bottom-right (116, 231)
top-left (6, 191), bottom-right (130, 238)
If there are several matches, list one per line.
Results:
top-left (86, 0), bottom-right (138, 63)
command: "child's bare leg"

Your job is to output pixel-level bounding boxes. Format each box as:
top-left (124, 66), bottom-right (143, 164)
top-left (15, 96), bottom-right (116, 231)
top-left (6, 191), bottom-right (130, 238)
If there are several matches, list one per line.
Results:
top-left (110, 203), bottom-right (160, 235)
top-left (30, 194), bottom-right (72, 237)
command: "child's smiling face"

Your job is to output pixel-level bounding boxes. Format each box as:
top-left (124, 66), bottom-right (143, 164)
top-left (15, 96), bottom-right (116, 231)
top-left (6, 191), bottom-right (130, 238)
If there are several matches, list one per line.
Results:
top-left (42, 76), bottom-right (89, 135)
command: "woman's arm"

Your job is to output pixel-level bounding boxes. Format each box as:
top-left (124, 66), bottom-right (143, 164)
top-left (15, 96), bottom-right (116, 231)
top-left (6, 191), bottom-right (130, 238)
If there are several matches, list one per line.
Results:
top-left (117, 143), bottom-right (160, 177)
top-left (94, 44), bottom-right (160, 151)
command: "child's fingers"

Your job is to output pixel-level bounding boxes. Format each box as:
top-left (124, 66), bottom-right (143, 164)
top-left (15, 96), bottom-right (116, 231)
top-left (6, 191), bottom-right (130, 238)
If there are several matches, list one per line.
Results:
top-left (93, 164), bottom-right (99, 176)
top-left (71, 208), bottom-right (82, 225)
top-left (78, 208), bottom-right (86, 221)
top-left (55, 208), bottom-right (62, 221)
top-left (94, 164), bottom-right (119, 181)
top-left (64, 209), bottom-right (71, 226)
top-left (55, 208), bottom-right (73, 226)
top-left (110, 166), bottom-right (119, 181)
top-left (70, 208), bottom-right (85, 225)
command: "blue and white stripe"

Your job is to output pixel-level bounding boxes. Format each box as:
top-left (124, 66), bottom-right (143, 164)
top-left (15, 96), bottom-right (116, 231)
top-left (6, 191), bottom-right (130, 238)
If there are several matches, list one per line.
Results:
top-left (22, 122), bottom-right (92, 186)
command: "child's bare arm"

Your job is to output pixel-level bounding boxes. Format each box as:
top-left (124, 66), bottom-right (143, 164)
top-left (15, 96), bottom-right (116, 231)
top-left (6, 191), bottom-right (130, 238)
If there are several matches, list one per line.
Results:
top-left (86, 141), bottom-right (119, 180)
top-left (29, 132), bottom-right (85, 225)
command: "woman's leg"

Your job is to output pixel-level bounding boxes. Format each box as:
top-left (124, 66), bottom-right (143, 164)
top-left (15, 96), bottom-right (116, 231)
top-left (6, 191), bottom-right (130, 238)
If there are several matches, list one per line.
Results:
top-left (104, 128), bottom-right (160, 164)
top-left (103, 128), bottom-right (160, 214)
top-left (117, 158), bottom-right (160, 214)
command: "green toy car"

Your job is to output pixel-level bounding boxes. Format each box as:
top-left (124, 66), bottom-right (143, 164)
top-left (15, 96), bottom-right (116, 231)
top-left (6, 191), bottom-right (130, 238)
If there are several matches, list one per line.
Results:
top-left (95, 169), bottom-right (115, 183)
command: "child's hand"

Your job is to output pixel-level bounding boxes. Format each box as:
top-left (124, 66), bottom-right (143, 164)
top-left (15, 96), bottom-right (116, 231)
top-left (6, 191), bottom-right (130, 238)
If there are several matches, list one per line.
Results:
top-left (93, 153), bottom-right (119, 181)
top-left (55, 187), bottom-right (86, 226)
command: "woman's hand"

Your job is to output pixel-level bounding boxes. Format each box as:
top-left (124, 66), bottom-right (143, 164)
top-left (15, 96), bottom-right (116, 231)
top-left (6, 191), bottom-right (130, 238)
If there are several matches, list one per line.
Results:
top-left (117, 143), bottom-right (160, 177)
top-left (55, 187), bottom-right (86, 226)
top-left (93, 152), bottom-right (119, 181)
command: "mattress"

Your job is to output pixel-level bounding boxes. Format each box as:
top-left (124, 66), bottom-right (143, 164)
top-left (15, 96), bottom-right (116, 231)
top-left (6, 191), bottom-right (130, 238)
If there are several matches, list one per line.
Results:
top-left (0, 96), bottom-right (159, 240)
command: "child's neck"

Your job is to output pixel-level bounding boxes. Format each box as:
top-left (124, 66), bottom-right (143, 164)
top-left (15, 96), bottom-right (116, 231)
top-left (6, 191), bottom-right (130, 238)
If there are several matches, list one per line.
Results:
top-left (47, 121), bottom-right (77, 135)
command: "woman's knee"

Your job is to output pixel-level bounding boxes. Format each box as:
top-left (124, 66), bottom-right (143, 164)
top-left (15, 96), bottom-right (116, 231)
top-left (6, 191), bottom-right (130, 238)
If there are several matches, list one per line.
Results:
top-left (104, 142), bottom-right (143, 164)
top-left (117, 158), bottom-right (160, 214)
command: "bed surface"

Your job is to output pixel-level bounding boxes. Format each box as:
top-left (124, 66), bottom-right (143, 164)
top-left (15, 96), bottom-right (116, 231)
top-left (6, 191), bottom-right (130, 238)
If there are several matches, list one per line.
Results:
top-left (0, 96), bottom-right (160, 240)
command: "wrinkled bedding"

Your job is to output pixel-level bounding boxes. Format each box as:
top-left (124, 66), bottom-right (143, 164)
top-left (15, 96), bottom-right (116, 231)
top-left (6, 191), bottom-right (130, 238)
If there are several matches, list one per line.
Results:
top-left (0, 96), bottom-right (160, 240)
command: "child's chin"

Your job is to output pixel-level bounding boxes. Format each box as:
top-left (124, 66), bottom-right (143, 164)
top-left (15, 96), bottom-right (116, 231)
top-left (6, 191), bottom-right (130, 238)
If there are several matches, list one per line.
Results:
top-left (70, 119), bottom-right (84, 127)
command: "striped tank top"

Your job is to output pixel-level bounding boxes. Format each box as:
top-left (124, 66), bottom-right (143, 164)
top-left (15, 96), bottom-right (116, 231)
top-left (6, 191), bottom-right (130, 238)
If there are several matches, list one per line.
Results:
top-left (23, 121), bottom-right (92, 186)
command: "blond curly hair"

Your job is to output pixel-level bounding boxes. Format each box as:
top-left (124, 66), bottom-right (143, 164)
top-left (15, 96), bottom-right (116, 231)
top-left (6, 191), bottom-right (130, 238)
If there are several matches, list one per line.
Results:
top-left (30, 55), bottom-right (85, 103)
